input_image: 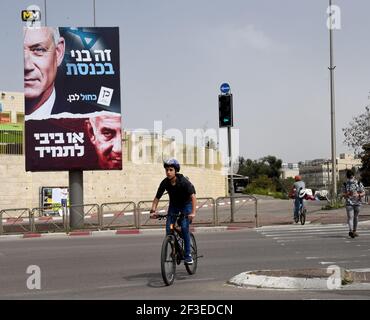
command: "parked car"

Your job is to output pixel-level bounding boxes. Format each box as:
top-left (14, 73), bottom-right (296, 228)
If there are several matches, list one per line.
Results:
top-left (314, 189), bottom-right (328, 200)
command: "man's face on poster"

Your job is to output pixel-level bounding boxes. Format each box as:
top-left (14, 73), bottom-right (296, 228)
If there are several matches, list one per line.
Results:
top-left (24, 27), bottom-right (65, 101)
top-left (87, 115), bottom-right (122, 169)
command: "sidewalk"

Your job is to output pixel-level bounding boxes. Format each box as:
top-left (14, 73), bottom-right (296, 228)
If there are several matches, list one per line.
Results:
top-left (221, 198), bottom-right (370, 228)
top-left (1, 198), bottom-right (370, 239)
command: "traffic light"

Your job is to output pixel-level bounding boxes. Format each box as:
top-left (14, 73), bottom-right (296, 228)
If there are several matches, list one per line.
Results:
top-left (218, 94), bottom-right (233, 127)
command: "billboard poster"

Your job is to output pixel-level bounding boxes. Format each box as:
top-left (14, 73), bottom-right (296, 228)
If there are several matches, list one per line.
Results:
top-left (24, 27), bottom-right (122, 171)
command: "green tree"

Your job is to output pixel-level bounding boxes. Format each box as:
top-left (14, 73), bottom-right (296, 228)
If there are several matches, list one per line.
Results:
top-left (238, 155), bottom-right (283, 191)
top-left (360, 143), bottom-right (370, 186)
top-left (280, 177), bottom-right (295, 194)
top-left (247, 175), bottom-right (276, 191)
top-left (342, 107), bottom-right (370, 156)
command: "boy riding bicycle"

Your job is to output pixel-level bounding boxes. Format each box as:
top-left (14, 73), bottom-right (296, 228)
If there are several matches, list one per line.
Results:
top-left (150, 158), bottom-right (197, 265)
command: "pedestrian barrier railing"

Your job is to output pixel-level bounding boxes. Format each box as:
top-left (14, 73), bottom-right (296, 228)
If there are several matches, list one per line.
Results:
top-left (31, 205), bottom-right (67, 233)
top-left (0, 196), bottom-right (259, 235)
top-left (100, 201), bottom-right (136, 229)
top-left (0, 208), bottom-right (33, 235)
top-left (136, 198), bottom-right (217, 229)
top-left (216, 195), bottom-right (258, 227)
top-left (364, 187), bottom-right (370, 203)
top-left (66, 203), bottom-right (100, 232)
top-left (137, 200), bottom-right (169, 228)
top-left (193, 197), bottom-right (217, 226)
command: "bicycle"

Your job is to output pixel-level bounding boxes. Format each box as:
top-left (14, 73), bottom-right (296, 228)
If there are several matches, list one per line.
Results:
top-left (293, 189), bottom-right (307, 225)
top-left (156, 213), bottom-right (198, 286)
top-left (297, 200), bottom-right (306, 225)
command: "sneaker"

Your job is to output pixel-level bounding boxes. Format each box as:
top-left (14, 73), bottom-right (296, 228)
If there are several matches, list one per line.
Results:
top-left (184, 256), bottom-right (193, 265)
top-left (353, 231), bottom-right (359, 237)
top-left (349, 231), bottom-right (355, 238)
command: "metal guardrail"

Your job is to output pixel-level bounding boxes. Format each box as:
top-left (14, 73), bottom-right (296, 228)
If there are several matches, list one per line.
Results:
top-left (216, 195), bottom-right (258, 227)
top-left (67, 203), bottom-right (100, 231)
top-left (100, 201), bottom-right (136, 229)
top-left (364, 187), bottom-right (370, 203)
top-left (31, 205), bottom-right (68, 234)
top-left (137, 200), bottom-right (169, 228)
top-left (0, 208), bottom-right (33, 235)
top-left (193, 197), bottom-right (216, 226)
top-left (0, 196), bottom-right (259, 235)
top-left (136, 198), bottom-right (217, 228)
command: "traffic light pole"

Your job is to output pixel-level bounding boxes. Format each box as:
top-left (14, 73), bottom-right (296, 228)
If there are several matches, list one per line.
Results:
top-left (219, 84), bottom-right (235, 222)
top-left (228, 126), bottom-right (235, 222)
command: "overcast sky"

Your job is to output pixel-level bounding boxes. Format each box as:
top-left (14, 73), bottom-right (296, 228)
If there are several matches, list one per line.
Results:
top-left (1, 0), bottom-right (370, 163)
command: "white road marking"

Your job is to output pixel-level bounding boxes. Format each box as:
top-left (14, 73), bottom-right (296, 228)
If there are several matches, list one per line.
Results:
top-left (273, 236), bottom-right (314, 240)
top-left (320, 260), bottom-right (361, 265)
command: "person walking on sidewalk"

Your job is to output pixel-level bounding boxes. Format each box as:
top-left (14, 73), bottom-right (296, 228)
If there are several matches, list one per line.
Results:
top-left (342, 169), bottom-right (365, 238)
top-left (150, 158), bottom-right (197, 264)
top-left (290, 175), bottom-right (306, 223)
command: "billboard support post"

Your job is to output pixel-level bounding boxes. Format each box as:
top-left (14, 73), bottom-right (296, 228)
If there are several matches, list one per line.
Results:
top-left (69, 170), bottom-right (84, 229)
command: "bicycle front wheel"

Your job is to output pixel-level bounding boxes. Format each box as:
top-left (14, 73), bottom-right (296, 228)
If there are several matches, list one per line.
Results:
top-left (300, 207), bottom-right (306, 225)
top-left (161, 235), bottom-right (176, 286)
top-left (185, 233), bottom-right (198, 275)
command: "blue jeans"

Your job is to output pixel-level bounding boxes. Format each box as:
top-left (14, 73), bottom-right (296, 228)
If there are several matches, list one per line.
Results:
top-left (346, 205), bottom-right (360, 232)
top-left (294, 197), bottom-right (303, 219)
top-left (166, 202), bottom-right (193, 258)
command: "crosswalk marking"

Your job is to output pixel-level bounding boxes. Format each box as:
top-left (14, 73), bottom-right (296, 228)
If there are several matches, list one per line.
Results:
top-left (256, 224), bottom-right (370, 242)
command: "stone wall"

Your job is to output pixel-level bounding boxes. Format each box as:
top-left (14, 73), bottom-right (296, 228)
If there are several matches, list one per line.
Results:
top-left (0, 155), bottom-right (227, 211)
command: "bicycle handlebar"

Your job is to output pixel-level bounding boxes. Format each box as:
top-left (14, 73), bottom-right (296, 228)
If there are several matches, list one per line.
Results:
top-left (156, 214), bottom-right (167, 220)
top-left (153, 212), bottom-right (187, 220)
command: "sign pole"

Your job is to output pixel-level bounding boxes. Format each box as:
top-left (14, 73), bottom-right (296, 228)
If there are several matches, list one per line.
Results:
top-left (69, 171), bottom-right (84, 229)
top-left (219, 82), bottom-right (235, 223)
top-left (228, 126), bottom-right (235, 222)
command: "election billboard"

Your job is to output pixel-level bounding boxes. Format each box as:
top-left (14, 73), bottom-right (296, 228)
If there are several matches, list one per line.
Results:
top-left (24, 27), bottom-right (121, 171)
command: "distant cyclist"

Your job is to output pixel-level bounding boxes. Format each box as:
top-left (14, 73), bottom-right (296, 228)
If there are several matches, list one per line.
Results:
top-left (150, 158), bottom-right (197, 264)
top-left (290, 175), bottom-right (306, 223)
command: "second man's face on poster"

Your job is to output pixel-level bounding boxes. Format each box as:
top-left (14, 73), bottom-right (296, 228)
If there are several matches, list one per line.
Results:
top-left (86, 114), bottom-right (122, 169)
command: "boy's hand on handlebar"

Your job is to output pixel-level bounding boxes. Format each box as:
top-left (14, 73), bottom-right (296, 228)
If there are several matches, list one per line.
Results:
top-left (150, 210), bottom-right (158, 219)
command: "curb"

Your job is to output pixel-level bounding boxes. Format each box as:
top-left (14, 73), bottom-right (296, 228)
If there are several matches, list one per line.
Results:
top-left (0, 225), bottom-right (246, 241)
top-left (228, 271), bottom-right (328, 290)
top-left (228, 268), bottom-right (370, 290)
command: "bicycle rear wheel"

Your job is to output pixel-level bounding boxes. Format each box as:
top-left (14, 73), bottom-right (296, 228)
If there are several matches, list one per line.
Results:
top-left (185, 233), bottom-right (198, 275)
top-left (300, 207), bottom-right (306, 225)
top-left (161, 235), bottom-right (176, 286)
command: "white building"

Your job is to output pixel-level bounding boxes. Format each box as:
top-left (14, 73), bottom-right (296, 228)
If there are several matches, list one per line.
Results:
top-left (299, 154), bottom-right (362, 190)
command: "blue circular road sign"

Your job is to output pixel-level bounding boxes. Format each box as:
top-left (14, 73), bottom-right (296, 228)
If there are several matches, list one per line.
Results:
top-left (220, 83), bottom-right (230, 94)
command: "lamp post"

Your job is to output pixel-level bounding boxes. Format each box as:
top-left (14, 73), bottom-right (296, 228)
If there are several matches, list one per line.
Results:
top-left (328, 0), bottom-right (337, 204)
top-left (366, 104), bottom-right (370, 144)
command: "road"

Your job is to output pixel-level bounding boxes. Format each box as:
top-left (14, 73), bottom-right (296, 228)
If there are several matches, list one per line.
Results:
top-left (1, 221), bottom-right (370, 300)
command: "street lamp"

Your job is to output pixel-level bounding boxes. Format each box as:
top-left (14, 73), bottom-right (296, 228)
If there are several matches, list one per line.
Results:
top-left (328, 0), bottom-right (338, 203)
top-left (366, 104), bottom-right (370, 144)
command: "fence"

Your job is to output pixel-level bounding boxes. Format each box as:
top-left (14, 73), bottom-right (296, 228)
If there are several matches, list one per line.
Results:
top-left (137, 200), bottom-right (169, 229)
top-left (216, 195), bottom-right (258, 227)
top-left (0, 124), bottom-right (23, 155)
top-left (0, 195), bottom-right (258, 235)
top-left (365, 187), bottom-right (370, 203)
top-left (136, 197), bottom-right (217, 229)
top-left (31, 204), bottom-right (68, 233)
top-left (100, 201), bottom-right (136, 229)
top-left (0, 208), bottom-right (33, 235)
top-left (66, 203), bottom-right (101, 232)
